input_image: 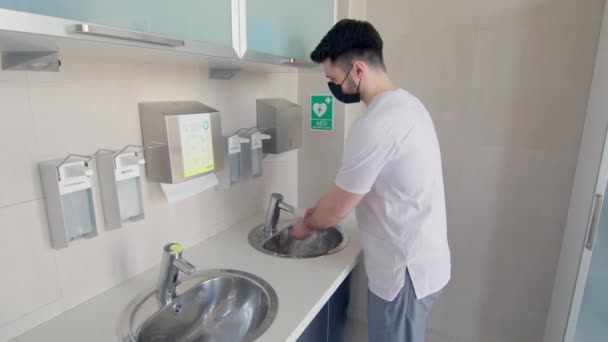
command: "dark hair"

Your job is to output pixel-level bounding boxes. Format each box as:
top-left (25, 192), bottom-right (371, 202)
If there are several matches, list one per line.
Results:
top-left (310, 19), bottom-right (385, 70)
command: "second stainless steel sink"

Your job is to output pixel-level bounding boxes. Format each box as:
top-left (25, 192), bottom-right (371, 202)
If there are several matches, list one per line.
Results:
top-left (120, 269), bottom-right (278, 342)
top-left (248, 222), bottom-right (349, 258)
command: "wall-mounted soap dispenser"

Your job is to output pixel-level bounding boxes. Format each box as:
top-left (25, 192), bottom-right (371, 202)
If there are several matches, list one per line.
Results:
top-left (256, 98), bottom-right (302, 154)
top-left (217, 130), bottom-right (250, 189)
top-left (240, 128), bottom-right (271, 180)
top-left (95, 145), bottom-right (146, 230)
top-left (250, 129), bottom-right (271, 178)
top-left (39, 154), bottom-right (98, 250)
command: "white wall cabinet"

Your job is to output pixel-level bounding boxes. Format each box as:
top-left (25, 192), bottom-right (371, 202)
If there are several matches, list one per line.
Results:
top-left (0, 0), bottom-right (336, 69)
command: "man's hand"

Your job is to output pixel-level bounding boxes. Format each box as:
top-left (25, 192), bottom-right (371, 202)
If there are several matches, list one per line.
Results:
top-left (290, 208), bottom-right (315, 240)
top-left (290, 219), bottom-right (315, 240)
top-left (300, 184), bottom-right (364, 231)
top-left (304, 207), bottom-right (314, 220)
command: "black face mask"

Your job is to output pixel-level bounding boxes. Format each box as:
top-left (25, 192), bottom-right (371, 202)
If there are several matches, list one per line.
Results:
top-left (328, 66), bottom-right (361, 104)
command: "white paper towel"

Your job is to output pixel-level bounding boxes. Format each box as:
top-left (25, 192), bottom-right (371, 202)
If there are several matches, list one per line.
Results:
top-left (160, 173), bottom-right (219, 202)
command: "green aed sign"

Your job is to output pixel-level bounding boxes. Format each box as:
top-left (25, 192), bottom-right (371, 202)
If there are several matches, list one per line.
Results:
top-left (310, 95), bottom-right (334, 131)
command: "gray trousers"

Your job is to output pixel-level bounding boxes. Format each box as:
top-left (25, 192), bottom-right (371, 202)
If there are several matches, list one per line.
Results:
top-left (367, 270), bottom-right (441, 342)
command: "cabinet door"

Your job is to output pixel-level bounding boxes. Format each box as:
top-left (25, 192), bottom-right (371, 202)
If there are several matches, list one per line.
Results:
top-left (246, 0), bottom-right (335, 61)
top-left (328, 273), bottom-right (351, 342)
top-left (0, 0), bottom-right (235, 49)
top-left (297, 273), bottom-right (352, 342)
top-left (297, 302), bottom-right (328, 342)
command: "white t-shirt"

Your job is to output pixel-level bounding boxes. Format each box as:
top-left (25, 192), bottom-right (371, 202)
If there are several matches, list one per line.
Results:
top-left (335, 88), bottom-right (451, 301)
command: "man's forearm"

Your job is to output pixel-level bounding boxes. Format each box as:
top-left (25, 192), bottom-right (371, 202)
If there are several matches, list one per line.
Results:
top-left (304, 184), bottom-right (363, 229)
top-left (305, 198), bottom-right (342, 230)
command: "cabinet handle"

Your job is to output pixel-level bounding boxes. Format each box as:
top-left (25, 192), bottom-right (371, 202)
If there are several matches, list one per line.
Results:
top-left (282, 58), bottom-right (317, 68)
top-left (586, 193), bottom-right (603, 250)
top-left (71, 24), bottom-right (185, 47)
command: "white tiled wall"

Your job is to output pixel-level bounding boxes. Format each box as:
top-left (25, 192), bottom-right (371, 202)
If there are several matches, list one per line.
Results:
top-left (366, 0), bottom-right (605, 342)
top-left (0, 56), bottom-right (298, 340)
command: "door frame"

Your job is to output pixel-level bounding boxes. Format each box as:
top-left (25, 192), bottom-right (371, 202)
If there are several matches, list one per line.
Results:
top-left (564, 127), bottom-right (608, 341)
top-left (544, 2), bottom-right (608, 341)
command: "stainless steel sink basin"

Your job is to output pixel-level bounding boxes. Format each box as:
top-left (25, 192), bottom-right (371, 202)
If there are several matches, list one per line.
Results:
top-left (119, 269), bottom-right (278, 342)
top-left (248, 222), bottom-right (349, 258)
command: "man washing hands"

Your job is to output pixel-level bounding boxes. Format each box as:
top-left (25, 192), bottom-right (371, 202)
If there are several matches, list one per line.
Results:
top-left (289, 19), bottom-right (451, 342)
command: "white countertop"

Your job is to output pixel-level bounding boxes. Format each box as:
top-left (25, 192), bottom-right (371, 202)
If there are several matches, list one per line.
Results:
top-left (15, 211), bottom-right (361, 342)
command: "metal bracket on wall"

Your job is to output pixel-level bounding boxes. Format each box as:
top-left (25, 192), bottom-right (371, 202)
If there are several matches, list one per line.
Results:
top-left (209, 65), bottom-right (241, 80)
top-left (1, 50), bottom-right (60, 72)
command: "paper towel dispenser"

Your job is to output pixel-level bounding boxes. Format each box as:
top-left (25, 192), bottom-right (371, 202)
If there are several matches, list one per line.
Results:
top-left (139, 101), bottom-right (224, 184)
top-left (256, 98), bottom-right (302, 154)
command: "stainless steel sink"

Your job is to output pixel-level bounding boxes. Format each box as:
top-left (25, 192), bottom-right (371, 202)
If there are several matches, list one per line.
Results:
top-left (248, 222), bottom-right (349, 258)
top-left (119, 269), bottom-right (278, 342)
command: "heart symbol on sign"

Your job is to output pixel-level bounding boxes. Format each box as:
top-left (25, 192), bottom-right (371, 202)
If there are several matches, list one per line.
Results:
top-left (313, 103), bottom-right (327, 117)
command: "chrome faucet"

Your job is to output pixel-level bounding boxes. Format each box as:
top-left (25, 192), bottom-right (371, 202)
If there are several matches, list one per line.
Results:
top-left (156, 243), bottom-right (196, 307)
top-left (263, 193), bottom-right (295, 237)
